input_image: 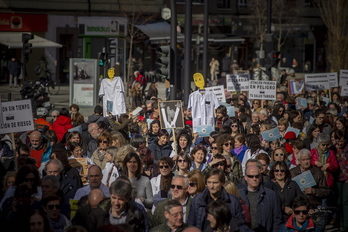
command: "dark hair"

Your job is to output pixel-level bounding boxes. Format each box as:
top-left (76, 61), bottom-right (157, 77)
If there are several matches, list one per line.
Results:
top-left (130, 134), bottom-right (146, 148)
top-left (29, 209), bottom-right (52, 232)
top-left (256, 153), bottom-right (270, 165)
top-left (15, 164), bottom-right (40, 193)
top-left (176, 132), bottom-right (192, 153)
top-left (269, 161), bottom-right (290, 181)
top-left (245, 134), bottom-right (262, 154)
top-left (216, 105), bottom-right (228, 118)
top-left (137, 147), bottom-right (154, 166)
top-left (42, 195), bottom-right (62, 207)
top-left (94, 105), bottom-right (103, 114)
top-left (206, 200), bottom-right (232, 231)
top-left (335, 116), bottom-right (348, 132)
top-left (70, 104), bottom-right (80, 111)
top-left (231, 119), bottom-right (245, 134)
top-left (68, 142), bottom-right (82, 154)
top-left (51, 148), bottom-right (71, 170)
top-left (205, 168), bottom-right (225, 185)
top-left (219, 126), bottom-right (232, 135)
top-left (211, 154), bottom-right (227, 168)
top-left (292, 195), bottom-right (309, 209)
top-left (289, 110), bottom-right (302, 124)
top-left (176, 152), bottom-right (192, 170)
top-left (190, 145), bottom-right (208, 163)
top-left (122, 152), bottom-right (142, 180)
top-left (159, 156), bottom-right (174, 168)
top-left (250, 124), bottom-right (260, 135)
top-left (291, 139), bottom-right (305, 149)
top-left (97, 121), bottom-right (108, 131)
top-left (59, 108), bottom-right (70, 117)
top-left (16, 143), bottom-right (30, 155)
top-left (66, 131), bottom-right (82, 147)
top-left (14, 182), bottom-right (32, 199)
top-left (149, 120), bottom-right (161, 134)
top-left (45, 130), bottom-right (58, 145)
top-left (216, 134), bottom-right (234, 154)
top-left (307, 123), bottom-right (320, 143)
top-left (314, 109), bottom-right (325, 118)
top-left (164, 199), bottom-right (182, 212)
top-left (271, 104), bottom-right (285, 120)
top-left (109, 179), bottom-right (133, 199)
top-left (158, 129), bottom-right (169, 137)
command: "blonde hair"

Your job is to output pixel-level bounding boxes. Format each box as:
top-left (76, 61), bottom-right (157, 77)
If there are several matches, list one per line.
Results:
top-left (224, 181), bottom-right (239, 197)
top-left (114, 145), bottom-right (136, 167)
top-left (111, 131), bottom-right (127, 148)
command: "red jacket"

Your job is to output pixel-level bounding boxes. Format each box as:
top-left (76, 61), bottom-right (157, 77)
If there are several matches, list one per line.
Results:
top-left (310, 148), bottom-right (339, 188)
top-left (52, 115), bottom-right (73, 141)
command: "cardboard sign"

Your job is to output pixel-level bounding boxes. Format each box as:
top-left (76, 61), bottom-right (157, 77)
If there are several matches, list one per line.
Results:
top-left (261, 127), bottom-right (281, 142)
top-left (304, 73), bottom-right (330, 91)
top-left (329, 72), bottom-right (338, 87)
top-left (292, 170), bottom-right (316, 191)
top-left (205, 85), bottom-right (226, 103)
top-left (70, 199), bottom-right (79, 220)
top-left (226, 74), bottom-right (250, 92)
top-left (196, 125), bottom-right (214, 137)
top-left (0, 99), bottom-right (34, 134)
top-left (248, 80), bottom-right (277, 100)
top-left (296, 97), bottom-right (307, 110)
top-left (159, 100), bottom-right (184, 129)
top-left (226, 106), bottom-right (235, 117)
top-left (340, 70), bottom-right (348, 87)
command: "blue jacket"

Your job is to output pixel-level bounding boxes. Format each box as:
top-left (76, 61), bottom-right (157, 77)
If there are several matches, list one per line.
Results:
top-left (238, 184), bottom-right (283, 232)
top-left (187, 187), bottom-right (252, 232)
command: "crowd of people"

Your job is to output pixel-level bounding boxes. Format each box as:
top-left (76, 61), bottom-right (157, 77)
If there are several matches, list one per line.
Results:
top-left (0, 69), bottom-right (347, 232)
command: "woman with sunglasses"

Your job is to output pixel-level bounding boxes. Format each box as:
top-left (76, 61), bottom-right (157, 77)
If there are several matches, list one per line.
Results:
top-left (310, 133), bottom-right (339, 189)
top-left (187, 169), bottom-right (205, 198)
top-left (174, 152), bottom-right (191, 176)
top-left (42, 195), bottom-right (72, 231)
top-left (230, 120), bottom-right (244, 138)
top-left (270, 161), bottom-right (303, 221)
top-left (270, 147), bottom-right (289, 167)
top-left (280, 195), bottom-right (318, 232)
top-left (151, 156), bottom-right (174, 207)
top-left (271, 104), bottom-right (286, 125)
top-left (251, 100), bottom-right (261, 112)
top-left (91, 132), bottom-right (112, 170)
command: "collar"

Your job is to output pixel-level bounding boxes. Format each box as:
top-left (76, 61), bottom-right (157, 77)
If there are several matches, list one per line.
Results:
top-left (109, 207), bottom-right (127, 219)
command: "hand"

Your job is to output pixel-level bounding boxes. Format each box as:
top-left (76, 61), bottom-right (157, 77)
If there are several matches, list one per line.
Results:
top-left (321, 163), bottom-right (329, 171)
top-left (314, 161), bottom-right (323, 167)
top-left (172, 154), bottom-right (178, 162)
top-left (303, 187), bottom-right (314, 195)
top-left (137, 197), bottom-right (144, 203)
top-left (209, 158), bottom-right (225, 167)
top-left (284, 206), bottom-right (293, 215)
top-left (108, 111), bottom-right (113, 118)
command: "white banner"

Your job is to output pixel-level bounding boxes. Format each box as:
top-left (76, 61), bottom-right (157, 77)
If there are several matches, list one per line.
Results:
top-left (0, 99), bottom-right (34, 134)
top-left (226, 74), bottom-right (250, 92)
top-left (205, 85), bottom-right (226, 103)
top-left (248, 80), bottom-right (277, 100)
top-left (340, 70), bottom-right (348, 87)
top-left (329, 72), bottom-right (338, 88)
top-left (304, 73), bottom-right (330, 91)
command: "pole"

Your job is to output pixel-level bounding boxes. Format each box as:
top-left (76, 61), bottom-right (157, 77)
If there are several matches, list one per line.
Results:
top-left (202, 0), bottom-right (209, 84)
top-left (170, 0), bottom-right (177, 100)
top-left (265, 0), bottom-right (273, 80)
top-left (183, 0), bottom-right (192, 105)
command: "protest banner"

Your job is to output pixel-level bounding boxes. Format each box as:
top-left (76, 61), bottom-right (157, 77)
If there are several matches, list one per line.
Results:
top-left (341, 86), bottom-right (348, 97)
top-left (304, 73), bottom-right (330, 91)
top-left (248, 80), bottom-right (277, 100)
top-left (205, 85), bottom-right (226, 103)
top-left (329, 72), bottom-right (338, 88)
top-left (0, 99), bottom-right (34, 134)
top-left (159, 100), bottom-right (184, 129)
top-left (261, 127), bottom-right (281, 142)
top-left (292, 170), bottom-right (316, 191)
top-left (226, 74), bottom-right (250, 92)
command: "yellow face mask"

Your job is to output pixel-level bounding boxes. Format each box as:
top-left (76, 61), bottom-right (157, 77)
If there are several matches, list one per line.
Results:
top-left (193, 73), bottom-right (205, 89)
top-left (108, 68), bottom-right (115, 81)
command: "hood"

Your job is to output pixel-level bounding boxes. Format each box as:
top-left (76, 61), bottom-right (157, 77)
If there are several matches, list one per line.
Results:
top-left (55, 115), bottom-right (72, 126)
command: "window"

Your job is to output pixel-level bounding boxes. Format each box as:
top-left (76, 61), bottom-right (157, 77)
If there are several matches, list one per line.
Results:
top-left (238, 0), bottom-right (247, 8)
top-left (217, 0), bottom-right (230, 9)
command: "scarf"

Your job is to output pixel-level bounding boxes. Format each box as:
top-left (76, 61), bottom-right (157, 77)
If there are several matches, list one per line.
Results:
top-left (160, 172), bottom-right (174, 198)
top-left (233, 145), bottom-right (244, 155)
top-left (47, 215), bottom-right (66, 232)
top-left (293, 217), bottom-right (309, 232)
top-left (316, 147), bottom-right (329, 165)
top-left (96, 148), bottom-right (106, 162)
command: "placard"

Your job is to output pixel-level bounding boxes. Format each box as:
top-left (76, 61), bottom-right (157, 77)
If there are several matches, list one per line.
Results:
top-left (286, 127), bottom-right (300, 137)
top-left (0, 99), bottom-right (34, 134)
top-left (70, 199), bottom-right (79, 220)
top-left (292, 170), bottom-right (316, 191)
top-left (107, 100), bottom-right (113, 113)
top-left (341, 86), bottom-right (348, 97)
top-left (226, 74), bottom-right (250, 92)
top-left (304, 73), bottom-right (330, 91)
top-left (339, 70), bottom-right (348, 87)
top-left (261, 127), bottom-right (281, 142)
top-left (196, 125), bottom-right (214, 137)
top-left (68, 158), bottom-right (88, 185)
top-left (159, 100), bottom-right (184, 129)
top-left (322, 97), bottom-right (329, 106)
top-left (68, 125), bottom-right (82, 134)
top-left (288, 78), bottom-right (305, 94)
top-left (248, 80), bottom-right (277, 100)
top-left (329, 72), bottom-right (338, 87)
top-left (296, 97), bottom-right (307, 110)
top-left (226, 106), bottom-right (235, 117)
top-left (205, 85), bottom-right (226, 103)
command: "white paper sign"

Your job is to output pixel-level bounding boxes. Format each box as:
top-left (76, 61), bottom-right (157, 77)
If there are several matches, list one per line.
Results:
top-left (226, 74), bottom-right (250, 92)
top-left (248, 80), bottom-right (277, 100)
top-left (341, 86), bottom-right (348, 97)
top-left (0, 99), bottom-right (34, 134)
top-left (205, 85), bottom-right (226, 103)
top-left (340, 70), bottom-right (348, 87)
top-left (329, 72), bottom-right (338, 87)
top-left (304, 73), bottom-right (330, 91)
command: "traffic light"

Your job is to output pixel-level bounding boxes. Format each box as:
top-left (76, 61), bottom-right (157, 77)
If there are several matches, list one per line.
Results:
top-left (98, 52), bottom-right (106, 66)
top-left (22, 33), bottom-right (34, 62)
top-left (156, 45), bottom-right (170, 76)
top-left (269, 51), bottom-right (281, 67)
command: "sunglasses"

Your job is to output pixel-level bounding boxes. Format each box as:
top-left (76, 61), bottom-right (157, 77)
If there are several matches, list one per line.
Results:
top-left (188, 182), bottom-right (198, 187)
top-left (294, 210), bottom-right (308, 215)
top-left (321, 144), bottom-right (330, 147)
top-left (231, 125), bottom-right (238, 128)
top-left (279, 110), bottom-right (284, 113)
top-left (213, 162), bottom-right (225, 167)
top-left (211, 147), bottom-right (218, 150)
top-left (253, 102), bottom-right (259, 105)
top-left (47, 204), bottom-right (61, 210)
top-left (159, 165), bottom-right (169, 169)
top-left (275, 153), bottom-right (284, 156)
top-left (246, 174), bottom-right (260, 179)
top-left (224, 142), bottom-right (233, 147)
top-left (226, 164), bottom-right (231, 168)
top-left (170, 185), bottom-right (183, 190)
top-left (177, 159), bottom-right (187, 163)
top-left (274, 169), bottom-right (285, 173)
top-left (100, 140), bottom-right (108, 144)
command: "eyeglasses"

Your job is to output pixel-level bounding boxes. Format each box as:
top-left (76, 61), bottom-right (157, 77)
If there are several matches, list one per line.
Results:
top-left (226, 164), bottom-right (231, 168)
top-left (99, 140), bottom-right (108, 144)
top-left (239, 98), bottom-right (244, 101)
top-left (213, 162), bottom-right (225, 167)
top-left (168, 211), bottom-right (184, 218)
top-left (24, 178), bottom-right (35, 182)
top-left (321, 144), bottom-right (330, 147)
top-left (211, 147), bottom-right (218, 150)
top-left (253, 102), bottom-right (259, 105)
top-left (294, 210), bottom-right (308, 215)
top-left (47, 204), bottom-right (61, 210)
top-left (231, 125), bottom-right (238, 128)
top-left (224, 142), bottom-right (233, 147)
top-left (275, 153), bottom-right (284, 157)
top-left (159, 165), bottom-right (169, 169)
top-left (278, 110), bottom-right (284, 113)
top-left (188, 182), bottom-right (198, 187)
top-left (170, 185), bottom-right (184, 190)
top-left (246, 174), bottom-right (260, 179)
top-left (274, 169), bottom-right (285, 173)
top-left (177, 159), bottom-right (187, 163)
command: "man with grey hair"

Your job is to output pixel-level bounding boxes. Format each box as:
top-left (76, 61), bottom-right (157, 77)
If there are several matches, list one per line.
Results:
top-left (85, 123), bottom-right (101, 157)
top-left (41, 175), bottom-right (60, 198)
top-left (290, 148), bottom-right (330, 208)
top-left (152, 175), bottom-right (191, 227)
top-left (87, 179), bottom-right (147, 232)
top-left (151, 199), bottom-right (189, 232)
top-left (259, 108), bottom-right (277, 128)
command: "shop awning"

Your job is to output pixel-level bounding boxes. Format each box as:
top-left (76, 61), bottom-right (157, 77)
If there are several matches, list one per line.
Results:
top-left (0, 32), bottom-right (62, 49)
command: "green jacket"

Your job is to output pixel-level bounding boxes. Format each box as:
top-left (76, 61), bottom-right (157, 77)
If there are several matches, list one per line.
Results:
top-left (150, 222), bottom-right (189, 232)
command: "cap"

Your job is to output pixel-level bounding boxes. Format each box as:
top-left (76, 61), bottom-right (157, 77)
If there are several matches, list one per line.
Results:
top-left (36, 107), bottom-right (48, 117)
top-left (284, 131), bottom-right (296, 140)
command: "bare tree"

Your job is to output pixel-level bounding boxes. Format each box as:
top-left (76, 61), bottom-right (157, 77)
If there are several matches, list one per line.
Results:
top-left (247, 0), bottom-right (267, 52)
top-left (314, 0), bottom-right (348, 71)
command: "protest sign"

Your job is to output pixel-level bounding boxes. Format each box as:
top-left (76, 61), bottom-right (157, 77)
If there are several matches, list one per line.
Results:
top-left (159, 100), bottom-right (184, 129)
top-left (292, 170), bottom-right (316, 191)
top-left (304, 73), bottom-right (330, 91)
top-left (288, 78), bottom-right (305, 94)
top-left (226, 74), bottom-right (250, 92)
top-left (296, 97), bottom-right (307, 110)
top-left (248, 80), bottom-right (277, 100)
top-left (340, 70), bottom-right (348, 87)
top-left (196, 125), bottom-right (214, 137)
top-left (286, 127), bottom-right (300, 137)
top-left (329, 72), bottom-right (338, 88)
top-left (205, 85), bottom-right (226, 103)
top-left (0, 99), bottom-right (34, 134)
top-left (341, 86), bottom-right (348, 97)
top-left (261, 127), bottom-right (281, 142)
top-left (226, 106), bottom-right (235, 117)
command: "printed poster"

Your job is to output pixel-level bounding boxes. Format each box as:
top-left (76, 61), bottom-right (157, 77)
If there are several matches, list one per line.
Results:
top-left (292, 170), bottom-right (316, 191)
top-left (261, 127), bottom-right (281, 142)
top-left (226, 74), bottom-right (250, 92)
top-left (304, 73), bottom-right (330, 91)
top-left (248, 80), bottom-right (277, 100)
top-left (159, 100), bottom-right (184, 129)
top-left (196, 125), bottom-right (214, 137)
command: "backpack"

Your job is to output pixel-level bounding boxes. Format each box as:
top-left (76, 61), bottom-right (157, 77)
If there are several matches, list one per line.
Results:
top-left (34, 64), bottom-right (42, 75)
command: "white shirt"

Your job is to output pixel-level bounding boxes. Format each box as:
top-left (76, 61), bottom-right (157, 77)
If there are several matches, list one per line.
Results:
top-left (241, 148), bottom-right (268, 174)
top-left (73, 183), bottom-right (110, 200)
top-left (99, 77), bottom-right (126, 116)
top-left (188, 90), bottom-right (219, 132)
top-left (101, 162), bottom-right (120, 187)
